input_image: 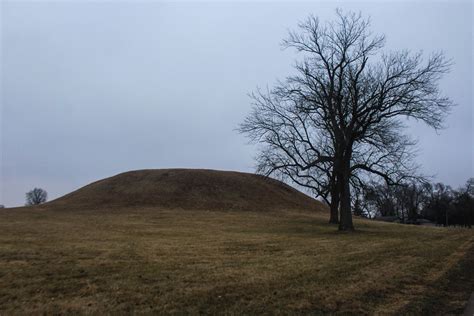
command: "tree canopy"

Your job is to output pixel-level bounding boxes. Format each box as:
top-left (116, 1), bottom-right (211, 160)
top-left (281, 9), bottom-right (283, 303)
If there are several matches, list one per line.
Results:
top-left (25, 188), bottom-right (48, 206)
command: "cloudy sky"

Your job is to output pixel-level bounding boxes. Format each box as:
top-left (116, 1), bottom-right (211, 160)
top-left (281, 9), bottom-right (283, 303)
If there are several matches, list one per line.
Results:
top-left (1, 1), bottom-right (472, 207)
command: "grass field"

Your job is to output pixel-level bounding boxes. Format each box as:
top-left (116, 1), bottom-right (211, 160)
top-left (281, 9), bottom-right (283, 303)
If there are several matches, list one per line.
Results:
top-left (1, 206), bottom-right (472, 314)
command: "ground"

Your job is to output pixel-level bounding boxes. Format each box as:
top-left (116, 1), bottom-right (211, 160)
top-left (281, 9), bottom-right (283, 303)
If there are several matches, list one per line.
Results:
top-left (0, 206), bottom-right (472, 314)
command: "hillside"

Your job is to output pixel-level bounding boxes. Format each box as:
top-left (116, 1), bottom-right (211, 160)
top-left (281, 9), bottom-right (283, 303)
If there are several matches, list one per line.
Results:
top-left (48, 169), bottom-right (325, 212)
top-left (0, 206), bottom-right (472, 314)
top-left (1, 169), bottom-right (472, 314)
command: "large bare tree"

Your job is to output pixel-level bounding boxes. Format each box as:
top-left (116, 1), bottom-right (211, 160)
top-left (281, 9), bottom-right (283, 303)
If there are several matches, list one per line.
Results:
top-left (239, 10), bottom-right (453, 231)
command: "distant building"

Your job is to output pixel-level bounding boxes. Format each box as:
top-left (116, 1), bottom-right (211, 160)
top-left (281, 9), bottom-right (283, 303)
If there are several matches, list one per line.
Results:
top-left (374, 216), bottom-right (400, 223)
top-left (416, 219), bottom-right (436, 226)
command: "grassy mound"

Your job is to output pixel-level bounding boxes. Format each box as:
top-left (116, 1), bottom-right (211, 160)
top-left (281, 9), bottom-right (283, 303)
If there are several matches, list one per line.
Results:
top-left (48, 169), bottom-right (325, 212)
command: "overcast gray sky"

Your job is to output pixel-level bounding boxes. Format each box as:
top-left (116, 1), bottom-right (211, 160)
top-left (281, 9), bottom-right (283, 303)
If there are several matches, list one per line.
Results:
top-left (1, 1), bottom-right (472, 207)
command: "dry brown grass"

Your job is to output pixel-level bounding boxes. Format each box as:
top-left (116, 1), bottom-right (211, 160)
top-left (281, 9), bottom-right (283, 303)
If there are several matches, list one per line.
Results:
top-left (1, 170), bottom-right (472, 314)
top-left (0, 206), bottom-right (472, 314)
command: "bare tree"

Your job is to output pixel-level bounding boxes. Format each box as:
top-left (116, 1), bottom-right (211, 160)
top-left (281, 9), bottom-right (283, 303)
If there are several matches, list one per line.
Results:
top-left (239, 10), bottom-right (453, 231)
top-left (25, 188), bottom-right (48, 206)
top-left (361, 181), bottom-right (430, 221)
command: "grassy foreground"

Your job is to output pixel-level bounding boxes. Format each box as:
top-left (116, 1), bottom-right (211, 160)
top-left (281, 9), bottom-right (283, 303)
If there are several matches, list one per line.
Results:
top-left (0, 207), bottom-right (472, 314)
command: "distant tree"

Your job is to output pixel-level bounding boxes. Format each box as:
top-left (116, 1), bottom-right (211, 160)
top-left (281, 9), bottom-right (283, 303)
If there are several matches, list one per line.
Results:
top-left (450, 179), bottom-right (473, 228)
top-left (0, 205), bottom-right (4, 209)
top-left (352, 190), bottom-right (369, 218)
top-left (25, 188), bottom-right (48, 206)
top-left (239, 10), bottom-right (453, 231)
top-left (361, 182), bottom-right (400, 218)
top-left (358, 178), bottom-right (472, 228)
top-left (421, 183), bottom-right (453, 226)
top-left (466, 178), bottom-right (474, 196)
top-left (396, 182), bottom-right (431, 222)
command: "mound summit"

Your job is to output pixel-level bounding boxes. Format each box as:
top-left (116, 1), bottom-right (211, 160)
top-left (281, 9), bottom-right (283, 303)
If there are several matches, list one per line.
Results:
top-left (50, 169), bottom-right (325, 212)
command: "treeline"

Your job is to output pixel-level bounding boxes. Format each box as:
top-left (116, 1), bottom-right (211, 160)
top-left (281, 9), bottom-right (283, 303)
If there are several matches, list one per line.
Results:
top-left (353, 178), bottom-right (473, 228)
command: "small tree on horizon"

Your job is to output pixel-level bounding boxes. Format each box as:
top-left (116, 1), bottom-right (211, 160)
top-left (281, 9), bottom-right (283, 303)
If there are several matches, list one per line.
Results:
top-left (25, 188), bottom-right (48, 206)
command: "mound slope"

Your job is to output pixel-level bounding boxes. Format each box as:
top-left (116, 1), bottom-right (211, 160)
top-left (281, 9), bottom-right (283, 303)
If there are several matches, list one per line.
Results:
top-left (50, 169), bottom-right (325, 212)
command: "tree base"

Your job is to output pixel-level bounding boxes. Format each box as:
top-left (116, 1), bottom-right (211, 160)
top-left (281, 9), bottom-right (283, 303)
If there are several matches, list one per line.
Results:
top-left (338, 224), bottom-right (355, 232)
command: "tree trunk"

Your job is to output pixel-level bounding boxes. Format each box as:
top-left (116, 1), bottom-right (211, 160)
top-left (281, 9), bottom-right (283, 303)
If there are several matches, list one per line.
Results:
top-left (329, 193), bottom-right (340, 224)
top-left (329, 170), bottom-right (340, 224)
top-left (338, 150), bottom-right (354, 231)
